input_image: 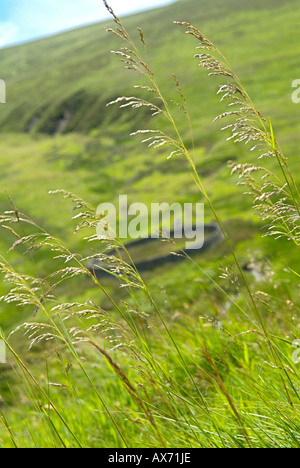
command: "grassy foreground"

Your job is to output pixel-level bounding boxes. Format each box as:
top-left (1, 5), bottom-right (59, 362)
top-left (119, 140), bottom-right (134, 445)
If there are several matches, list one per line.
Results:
top-left (0, 0), bottom-right (300, 448)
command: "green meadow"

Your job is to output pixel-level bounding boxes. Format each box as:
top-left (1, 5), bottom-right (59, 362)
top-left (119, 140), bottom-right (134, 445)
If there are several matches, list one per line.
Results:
top-left (0, 0), bottom-right (300, 448)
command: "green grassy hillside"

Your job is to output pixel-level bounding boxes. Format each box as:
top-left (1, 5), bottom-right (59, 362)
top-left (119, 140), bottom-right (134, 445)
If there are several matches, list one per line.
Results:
top-left (0, 0), bottom-right (299, 236)
top-left (0, 0), bottom-right (299, 340)
top-left (0, 0), bottom-right (299, 324)
top-left (1, 0), bottom-right (300, 448)
top-left (1, 0), bottom-right (300, 138)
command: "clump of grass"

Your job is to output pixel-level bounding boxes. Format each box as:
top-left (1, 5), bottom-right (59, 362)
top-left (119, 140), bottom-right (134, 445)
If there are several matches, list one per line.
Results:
top-left (102, 0), bottom-right (300, 441)
top-left (0, 2), bottom-right (300, 449)
top-left (103, 3), bottom-right (298, 346)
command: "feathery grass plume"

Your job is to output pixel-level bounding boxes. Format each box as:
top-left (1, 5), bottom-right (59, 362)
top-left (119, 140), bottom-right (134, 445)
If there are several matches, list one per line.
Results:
top-left (1, 4), bottom-right (300, 448)
top-left (49, 189), bottom-right (147, 288)
top-left (103, 3), bottom-right (300, 418)
top-left (1, 195), bottom-right (212, 446)
top-left (104, 4), bottom-right (298, 325)
top-left (174, 21), bottom-right (300, 247)
top-left (0, 204), bottom-right (153, 447)
top-left (103, 3), bottom-right (260, 319)
top-left (103, 2), bottom-right (195, 163)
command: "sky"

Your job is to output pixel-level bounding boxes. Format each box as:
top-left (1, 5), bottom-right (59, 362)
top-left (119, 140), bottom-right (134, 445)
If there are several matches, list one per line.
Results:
top-left (0, 0), bottom-right (175, 48)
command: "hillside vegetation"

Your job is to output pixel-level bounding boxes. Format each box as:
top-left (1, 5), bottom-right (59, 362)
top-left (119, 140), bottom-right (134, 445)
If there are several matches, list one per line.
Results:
top-left (0, 0), bottom-right (300, 448)
top-left (0, 0), bottom-right (299, 323)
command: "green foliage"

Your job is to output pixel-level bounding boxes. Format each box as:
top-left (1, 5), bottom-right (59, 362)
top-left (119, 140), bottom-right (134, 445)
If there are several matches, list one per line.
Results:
top-left (1, 0), bottom-right (300, 449)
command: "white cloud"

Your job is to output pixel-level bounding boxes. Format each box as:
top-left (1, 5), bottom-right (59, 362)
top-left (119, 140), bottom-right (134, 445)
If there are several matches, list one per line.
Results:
top-left (0, 22), bottom-right (19, 48)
